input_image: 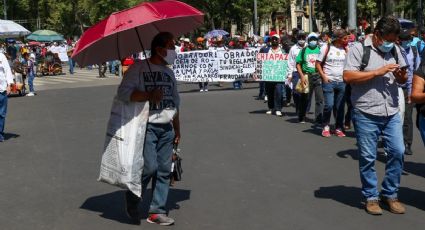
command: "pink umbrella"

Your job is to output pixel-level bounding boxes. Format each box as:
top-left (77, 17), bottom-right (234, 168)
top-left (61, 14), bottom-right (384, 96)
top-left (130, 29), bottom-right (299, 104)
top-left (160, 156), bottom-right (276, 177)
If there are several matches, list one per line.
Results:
top-left (72, 0), bottom-right (204, 66)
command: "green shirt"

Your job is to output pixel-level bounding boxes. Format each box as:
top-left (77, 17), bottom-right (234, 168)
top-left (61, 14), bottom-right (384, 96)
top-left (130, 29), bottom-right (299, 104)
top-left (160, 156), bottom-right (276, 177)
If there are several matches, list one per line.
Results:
top-left (296, 46), bottom-right (320, 74)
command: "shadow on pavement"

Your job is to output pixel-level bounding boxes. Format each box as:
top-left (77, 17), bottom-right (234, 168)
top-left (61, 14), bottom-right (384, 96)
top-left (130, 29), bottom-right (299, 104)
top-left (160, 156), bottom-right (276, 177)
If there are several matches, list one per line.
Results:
top-left (399, 187), bottom-right (425, 211)
top-left (403, 161), bottom-right (425, 179)
top-left (249, 110), bottom-right (269, 114)
top-left (80, 188), bottom-right (191, 224)
top-left (4, 133), bottom-right (20, 140)
top-left (314, 185), bottom-right (363, 209)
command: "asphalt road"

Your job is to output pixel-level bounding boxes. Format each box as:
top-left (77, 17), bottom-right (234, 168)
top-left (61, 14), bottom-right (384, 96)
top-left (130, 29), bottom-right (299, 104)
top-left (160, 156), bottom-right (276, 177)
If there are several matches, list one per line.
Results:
top-left (1, 79), bottom-right (425, 230)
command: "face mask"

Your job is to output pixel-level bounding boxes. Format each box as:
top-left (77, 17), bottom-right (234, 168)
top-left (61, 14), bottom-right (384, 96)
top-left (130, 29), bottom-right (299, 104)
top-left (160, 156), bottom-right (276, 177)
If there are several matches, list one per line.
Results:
top-left (308, 40), bottom-right (318, 48)
top-left (378, 41), bottom-right (394, 53)
top-left (401, 41), bottom-right (411, 49)
top-left (298, 40), bottom-right (306, 46)
top-left (161, 49), bottom-right (177, 65)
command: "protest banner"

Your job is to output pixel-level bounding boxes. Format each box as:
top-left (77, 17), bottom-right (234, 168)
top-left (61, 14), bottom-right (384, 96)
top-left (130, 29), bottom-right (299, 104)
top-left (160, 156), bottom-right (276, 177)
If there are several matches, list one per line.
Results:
top-left (173, 50), bottom-right (218, 82)
top-left (255, 53), bottom-right (288, 82)
top-left (216, 49), bottom-right (259, 82)
top-left (172, 48), bottom-right (259, 82)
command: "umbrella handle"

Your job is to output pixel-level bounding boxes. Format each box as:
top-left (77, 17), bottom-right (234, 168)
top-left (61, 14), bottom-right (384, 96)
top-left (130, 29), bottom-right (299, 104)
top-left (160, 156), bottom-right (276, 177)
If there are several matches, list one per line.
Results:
top-left (135, 28), bottom-right (156, 87)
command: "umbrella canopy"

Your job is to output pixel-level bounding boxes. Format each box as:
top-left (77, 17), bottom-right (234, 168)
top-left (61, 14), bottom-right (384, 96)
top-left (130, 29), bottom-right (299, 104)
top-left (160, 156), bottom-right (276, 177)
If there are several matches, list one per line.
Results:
top-left (72, 0), bottom-right (204, 67)
top-left (204, 29), bottom-right (229, 39)
top-left (27, 30), bottom-right (64, 42)
top-left (0, 20), bottom-right (30, 38)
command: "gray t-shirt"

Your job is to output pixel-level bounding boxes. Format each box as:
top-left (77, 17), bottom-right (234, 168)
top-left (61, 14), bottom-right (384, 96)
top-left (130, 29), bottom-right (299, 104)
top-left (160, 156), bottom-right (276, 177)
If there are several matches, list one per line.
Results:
top-left (117, 59), bottom-right (180, 124)
top-left (343, 37), bottom-right (407, 117)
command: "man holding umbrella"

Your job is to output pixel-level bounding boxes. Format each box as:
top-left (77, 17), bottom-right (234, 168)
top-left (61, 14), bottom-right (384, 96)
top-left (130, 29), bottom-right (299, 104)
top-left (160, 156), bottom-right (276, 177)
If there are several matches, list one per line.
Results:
top-left (117, 32), bottom-right (180, 226)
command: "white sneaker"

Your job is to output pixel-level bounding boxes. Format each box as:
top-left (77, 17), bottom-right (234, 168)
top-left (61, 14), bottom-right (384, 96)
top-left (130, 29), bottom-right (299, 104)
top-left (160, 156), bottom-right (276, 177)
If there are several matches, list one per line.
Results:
top-left (204, 89), bottom-right (208, 92)
top-left (200, 89), bottom-right (204, 92)
top-left (266, 110), bottom-right (272, 115)
top-left (276, 111), bottom-right (283, 117)
top-left (26, 92), bottom-right (35, 97)
top-left (264, 96), bottom-right (268, 101)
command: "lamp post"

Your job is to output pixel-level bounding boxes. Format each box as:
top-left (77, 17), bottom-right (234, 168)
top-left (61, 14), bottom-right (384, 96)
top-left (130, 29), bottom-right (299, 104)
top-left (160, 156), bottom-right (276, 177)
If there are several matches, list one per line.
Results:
top-left (348, 0), bottom-right (357, 31)
top-left (254, 0), bottom-right (258, 35)
top-left (3, 0), bottom-right (7, 20)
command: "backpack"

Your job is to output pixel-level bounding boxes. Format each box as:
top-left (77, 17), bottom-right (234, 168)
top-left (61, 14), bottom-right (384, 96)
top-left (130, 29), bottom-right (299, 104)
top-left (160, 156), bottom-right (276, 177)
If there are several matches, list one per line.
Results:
top-left (319, 44), bottom-right (331, 67)
top-left (360, 42), bottom-right (399, 71)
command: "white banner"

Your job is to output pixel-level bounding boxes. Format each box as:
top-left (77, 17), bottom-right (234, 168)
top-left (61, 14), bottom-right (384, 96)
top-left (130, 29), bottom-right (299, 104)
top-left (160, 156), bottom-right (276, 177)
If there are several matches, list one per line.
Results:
top-left (173, 48), bottom-right (260, 82)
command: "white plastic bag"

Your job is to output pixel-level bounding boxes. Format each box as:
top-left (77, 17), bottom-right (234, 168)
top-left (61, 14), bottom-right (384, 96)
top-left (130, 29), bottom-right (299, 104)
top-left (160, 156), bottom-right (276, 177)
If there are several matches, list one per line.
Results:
top-left (98, 97), bottom-right (150, 197)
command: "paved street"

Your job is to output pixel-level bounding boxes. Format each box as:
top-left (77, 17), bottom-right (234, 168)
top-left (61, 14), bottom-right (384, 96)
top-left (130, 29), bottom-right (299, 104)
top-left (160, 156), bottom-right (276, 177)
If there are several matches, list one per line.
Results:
top-left (1, 73), bottom-right (425, 230)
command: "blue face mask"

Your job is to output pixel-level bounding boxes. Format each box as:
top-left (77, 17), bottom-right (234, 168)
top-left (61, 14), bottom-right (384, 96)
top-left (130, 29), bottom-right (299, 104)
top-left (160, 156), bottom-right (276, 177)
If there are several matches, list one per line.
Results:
top-left (401, 41), bottom-right (411, 49)
top-left (309, 40), bottom-right (318, 48)
top-left (378, 41), bottom-right (395, 53)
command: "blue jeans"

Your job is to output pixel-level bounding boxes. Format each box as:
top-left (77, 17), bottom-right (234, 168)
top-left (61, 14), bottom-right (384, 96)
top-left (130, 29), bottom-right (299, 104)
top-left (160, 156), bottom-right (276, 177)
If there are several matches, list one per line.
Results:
top-left (322, 81), bottom-right (345, 129)
top-left (352, 109), bottom-right (404, 200)
top-left (142, 123), bottom-right (174, 214)
top-left (233, 80), bottom-right (242, 89)
top-left (28, 72), bottom-right (35, 92)
top-left (69, 58), bottom-right (74, 74)
top-left (0, 91), bottom-right (7, 139)
top-left (419, 114), bottom-right (425, 146)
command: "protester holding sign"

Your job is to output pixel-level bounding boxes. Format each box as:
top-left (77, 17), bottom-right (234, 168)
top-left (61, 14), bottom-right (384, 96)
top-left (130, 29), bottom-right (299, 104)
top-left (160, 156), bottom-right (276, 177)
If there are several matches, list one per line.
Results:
top-left (296, 33), bottom-right (323, 123)
top-left (260, 34), bottom-right (286, 116)
top-left (117, 32), bottom-right (180, 226)
top-left (316, 29), bottom-right (349, 137)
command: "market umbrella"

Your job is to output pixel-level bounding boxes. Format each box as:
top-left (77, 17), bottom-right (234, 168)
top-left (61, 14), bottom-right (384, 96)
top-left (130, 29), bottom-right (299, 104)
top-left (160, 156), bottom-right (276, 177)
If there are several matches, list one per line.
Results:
top-left (26, 30), bottom-right (64, 42)
top-left (204, 29), bottom-right (229, 39)
top-left (72, 0), bottom-right (204, 67)
top-left (0, 20), bottom-right (30, 38)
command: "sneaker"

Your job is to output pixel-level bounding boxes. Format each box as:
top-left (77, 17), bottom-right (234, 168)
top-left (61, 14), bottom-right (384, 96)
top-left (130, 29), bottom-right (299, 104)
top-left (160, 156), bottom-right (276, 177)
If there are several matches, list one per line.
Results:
top-left (26, 92), bottom-right (35, 97)
top-left (147, 214), bottom-right (175, 226)
top-left (335, 129), bottom-right (346, 137)
top-left (264, 96), bottom-right (268, 102)
top-left (199, 89), bottom-right (204, 92)
top-left (276, 111), bottom-right (283, 117)
top-left (299, 118), bottom-right (306, 124)
top-left (204, 89), bottom-right (209, 92)
top-left (344, 121), bottom-right (351, 130)
top-left (381, 197), bottom-right (406, 214)
top-left (125, 191), bottom-right (141, 224)
top-left (266, 110), bottom-right (272, 115)
top-left (365, 200), bottom-right (383, 215)
top-left (322, 126), bottom-right (331, 137)
top-left (0, 135), bottom-right (4, 142)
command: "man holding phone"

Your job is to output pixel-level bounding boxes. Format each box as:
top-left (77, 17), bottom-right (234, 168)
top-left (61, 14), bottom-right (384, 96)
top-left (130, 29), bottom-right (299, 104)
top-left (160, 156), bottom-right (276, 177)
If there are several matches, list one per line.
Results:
top-left (343, 16), bottom-right (408, 215)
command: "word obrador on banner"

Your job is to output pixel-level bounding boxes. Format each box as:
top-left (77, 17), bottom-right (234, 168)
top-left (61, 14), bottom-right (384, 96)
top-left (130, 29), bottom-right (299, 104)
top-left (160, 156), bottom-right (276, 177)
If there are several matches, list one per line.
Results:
top-left (173, 48), bottom-right (289, 82)
top-left (255, 53), bottom-right (288, 82)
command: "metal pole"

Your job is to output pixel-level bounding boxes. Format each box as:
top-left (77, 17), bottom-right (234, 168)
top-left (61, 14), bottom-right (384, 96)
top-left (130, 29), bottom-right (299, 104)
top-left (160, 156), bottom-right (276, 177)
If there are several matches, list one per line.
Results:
top-left (348, 0), bottom-right (357, 31)
top-left (3, 0), bottom-right (6, 20)
top-left (254, 0), bottom-right (258, 35)
top-left (308, 0), bottom-right (313, 32)
top-left (418, 0), bottom-right (423, 38)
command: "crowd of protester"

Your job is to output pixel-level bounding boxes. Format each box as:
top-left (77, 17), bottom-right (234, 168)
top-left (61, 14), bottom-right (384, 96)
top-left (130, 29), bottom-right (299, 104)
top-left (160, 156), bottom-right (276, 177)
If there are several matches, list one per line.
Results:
top-left (172, 15), bottom-right (425, 216)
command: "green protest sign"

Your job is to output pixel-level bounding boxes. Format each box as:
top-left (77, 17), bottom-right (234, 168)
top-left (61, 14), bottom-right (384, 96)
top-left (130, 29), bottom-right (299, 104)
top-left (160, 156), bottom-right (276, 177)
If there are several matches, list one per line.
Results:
top-left (255, 53), bottom-right (288, 82)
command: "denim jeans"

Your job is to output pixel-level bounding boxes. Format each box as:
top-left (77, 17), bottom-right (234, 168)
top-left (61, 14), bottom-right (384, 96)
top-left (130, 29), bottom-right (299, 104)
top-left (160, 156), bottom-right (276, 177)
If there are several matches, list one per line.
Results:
top-left (419, 114), bottom-right (425, 146)
top-left (69, 58), bottom-right (74, 74)
top-left (352, 109), bottom-right (404, 200)
top-left (0, 91), bottom-right (7, 138)
top-left (402, 89), bottom-right (414, 147)
top-left (322, 81), bottom-right (345, 129)
top-left (233, 80), bottom-right (242, 89)
top-left (142, 123), bottom-right (174, 214)
top-left (265, 82), bottom-right (283, 111)
top-left (258, 82), bottom-right (265, 98)
top-left (27, 72), bottom-right (35, 92)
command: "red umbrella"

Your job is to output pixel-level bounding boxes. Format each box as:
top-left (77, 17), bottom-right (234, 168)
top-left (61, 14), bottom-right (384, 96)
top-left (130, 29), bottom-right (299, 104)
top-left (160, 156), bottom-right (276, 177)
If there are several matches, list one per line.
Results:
top-left (72, 0), bottom-right (204, 67)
